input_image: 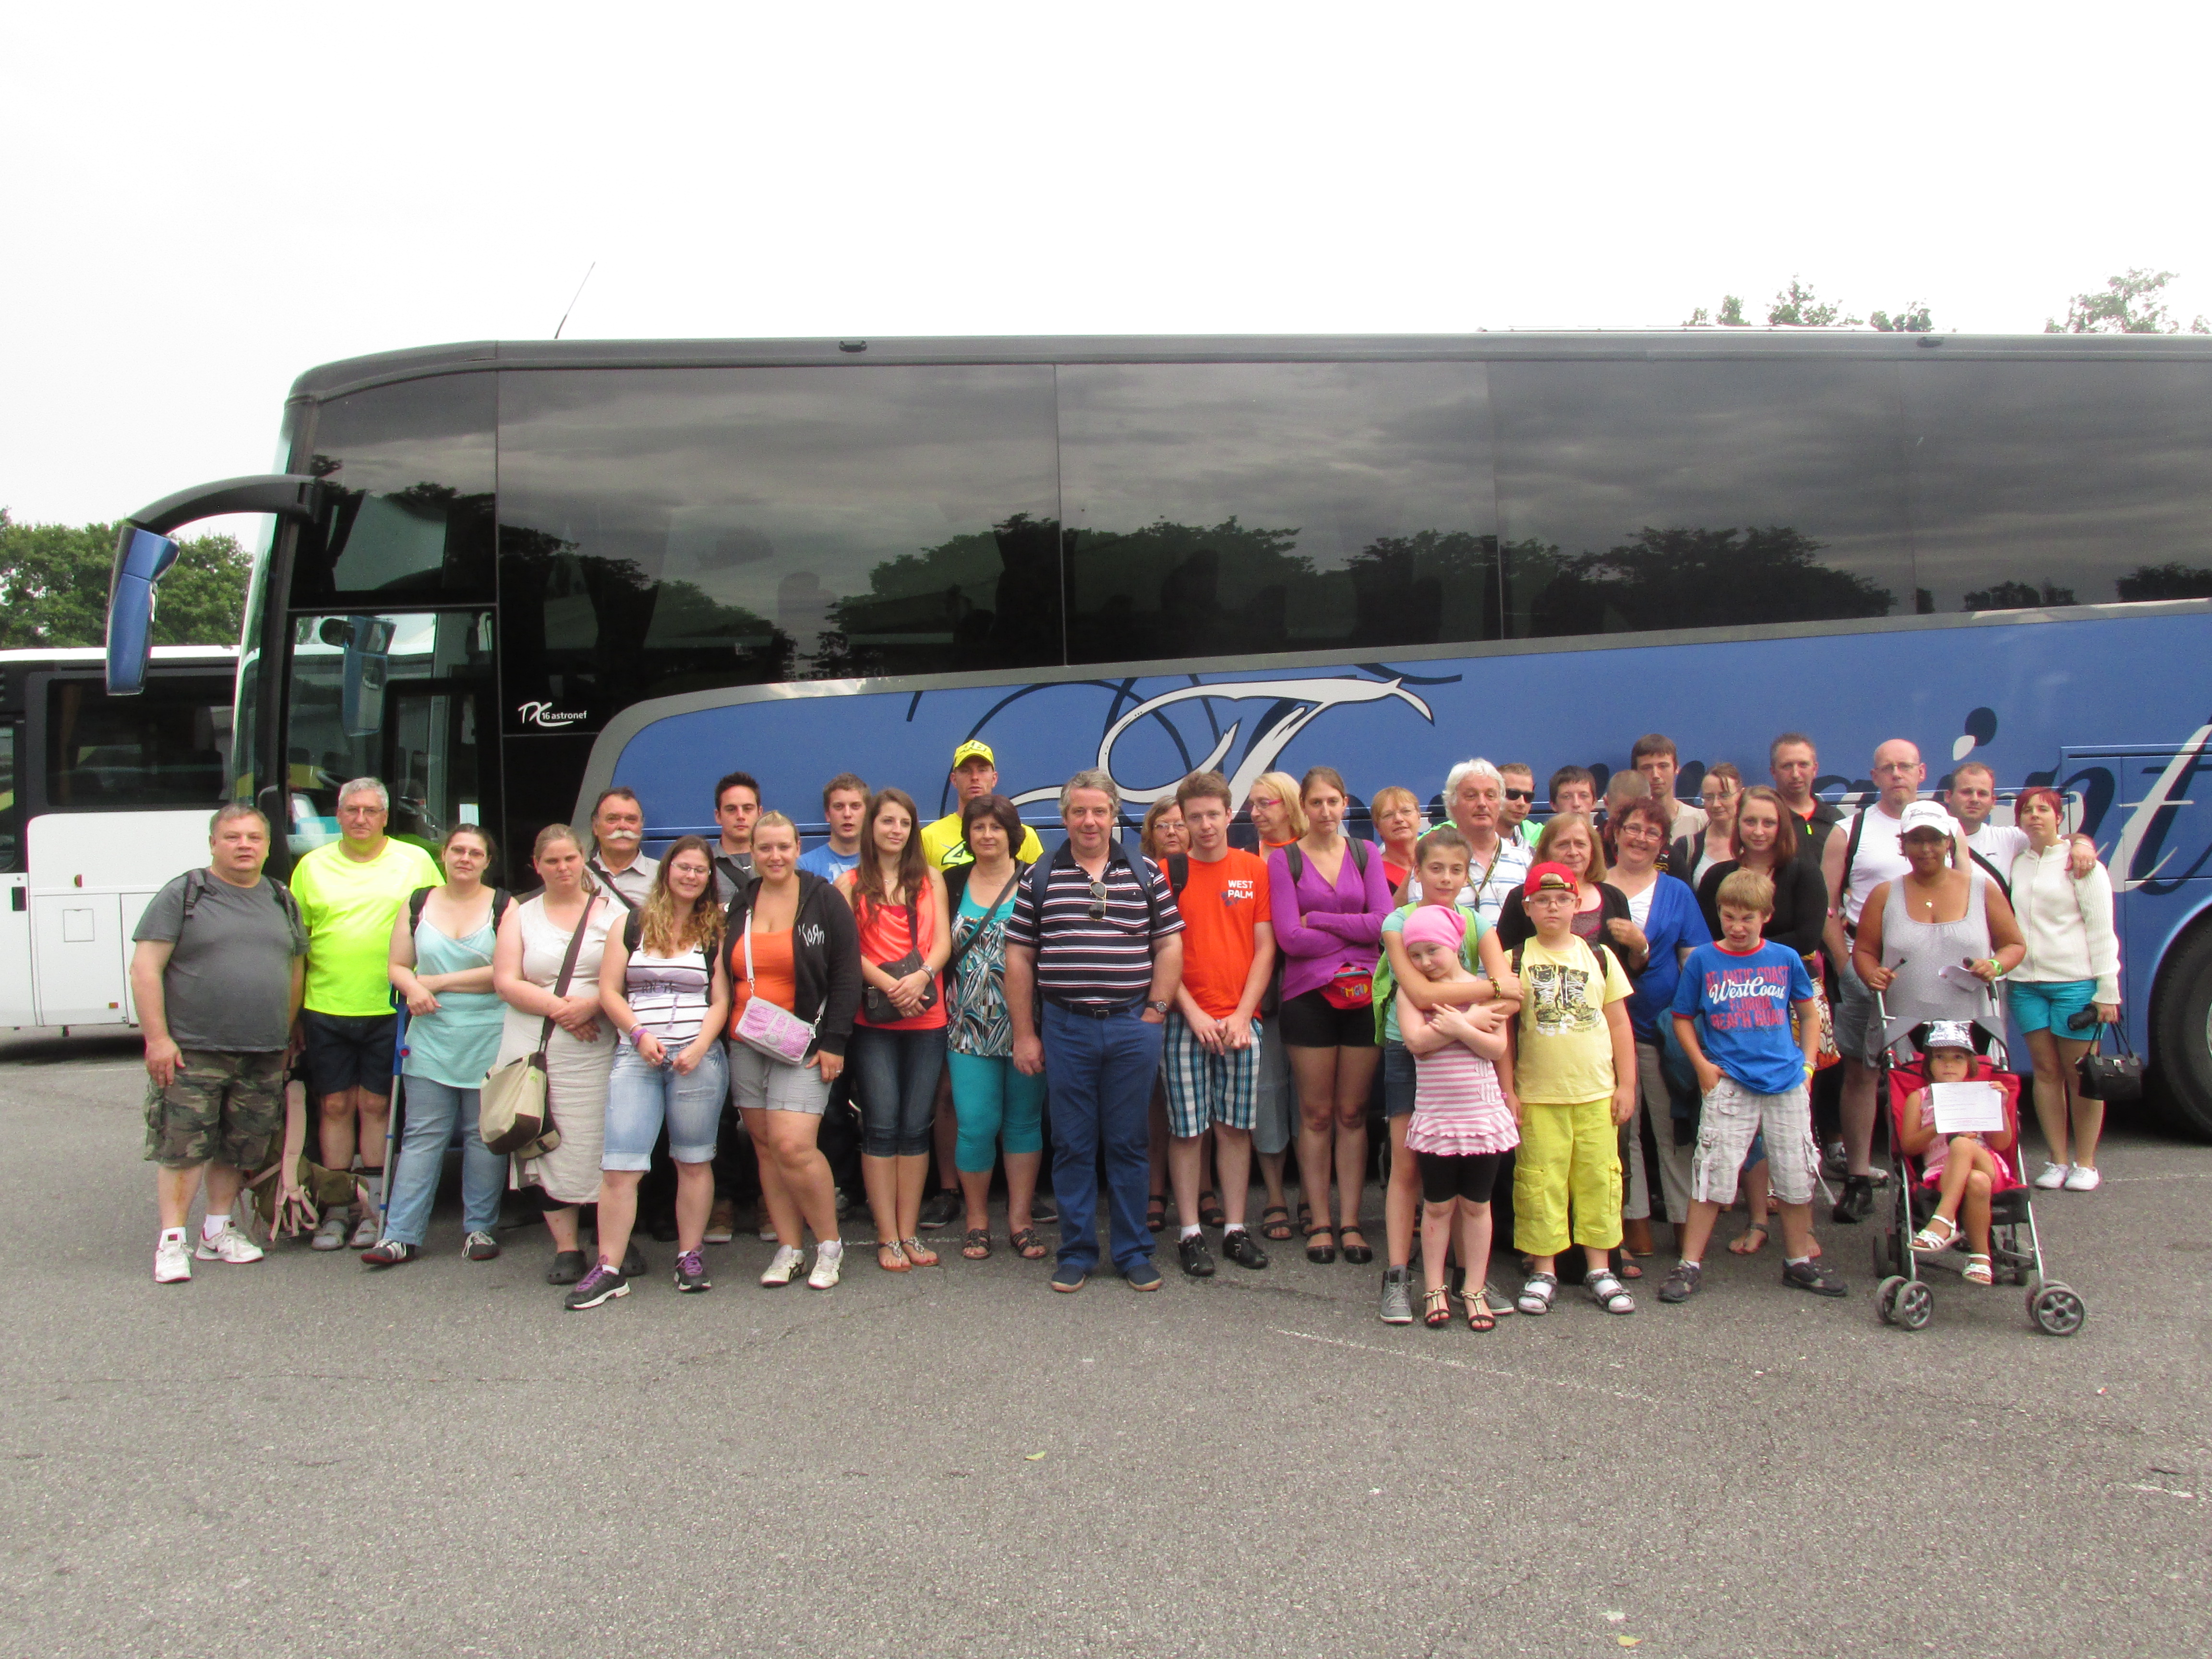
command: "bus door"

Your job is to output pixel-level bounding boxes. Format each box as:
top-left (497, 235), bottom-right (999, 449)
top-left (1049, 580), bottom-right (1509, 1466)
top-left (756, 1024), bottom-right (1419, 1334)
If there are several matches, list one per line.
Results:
top-left (283, 612), bottom-right (497, 861)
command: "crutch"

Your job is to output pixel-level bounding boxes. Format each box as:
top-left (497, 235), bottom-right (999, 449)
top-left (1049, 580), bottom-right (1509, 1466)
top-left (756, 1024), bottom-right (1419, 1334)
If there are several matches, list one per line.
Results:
top-left (373, 1003), bottom-right (409, 1240)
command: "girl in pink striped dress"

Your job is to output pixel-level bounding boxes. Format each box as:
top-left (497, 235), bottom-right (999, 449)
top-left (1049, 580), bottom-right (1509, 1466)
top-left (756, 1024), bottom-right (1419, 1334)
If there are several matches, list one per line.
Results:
top-left (1396, 906), bottom-right (1517, 1331)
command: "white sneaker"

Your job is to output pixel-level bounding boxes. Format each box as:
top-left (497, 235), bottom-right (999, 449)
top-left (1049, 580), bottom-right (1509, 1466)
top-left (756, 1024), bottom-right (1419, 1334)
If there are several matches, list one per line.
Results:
top-left (194, 1222), bottom-right (264, 1265)
top-left (154, 1229), bottom-right (192, 1283)
top-left (2032, 1161), bottom-right (2068, 1189)
top-left (757, 1221), bottom-right (779, 1242)
top-left (2063, 1164), bottom-right (2103, 1191)
top-left (759, 1244), bottom-right (805, 1286)
top-left (807, 1242), bottom-right (844, 1290)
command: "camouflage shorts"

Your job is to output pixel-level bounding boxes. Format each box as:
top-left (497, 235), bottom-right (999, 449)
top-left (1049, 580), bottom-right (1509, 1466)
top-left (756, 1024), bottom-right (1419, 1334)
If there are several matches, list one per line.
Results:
top-left (143, 1049), bottom-right (287, 1170)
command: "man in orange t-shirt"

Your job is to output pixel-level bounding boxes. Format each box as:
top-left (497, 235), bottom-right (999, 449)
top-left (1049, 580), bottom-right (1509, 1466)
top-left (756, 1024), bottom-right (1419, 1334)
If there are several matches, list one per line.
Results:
top-left (1163, 770), bottom-right (1278, 1277)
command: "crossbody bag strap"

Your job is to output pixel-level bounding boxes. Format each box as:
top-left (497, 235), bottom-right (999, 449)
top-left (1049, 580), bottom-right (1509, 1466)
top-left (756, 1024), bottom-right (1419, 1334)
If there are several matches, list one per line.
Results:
top-left (946, 865), bottom-right (1021, 973)
top-left (743, 897), bottom-right (822, 1033)
top-left (538, 896), bottom-right (598, 1056)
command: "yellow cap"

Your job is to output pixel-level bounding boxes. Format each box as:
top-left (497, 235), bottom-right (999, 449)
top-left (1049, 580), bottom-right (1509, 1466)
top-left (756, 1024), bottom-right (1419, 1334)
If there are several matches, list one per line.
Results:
top-left (951, 739), bottom-right (996, 768)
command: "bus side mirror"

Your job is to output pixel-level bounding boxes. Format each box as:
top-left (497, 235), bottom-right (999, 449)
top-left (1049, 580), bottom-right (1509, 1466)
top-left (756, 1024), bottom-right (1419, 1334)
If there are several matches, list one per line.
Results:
top-left (105, 526), bottom-right (181, 695)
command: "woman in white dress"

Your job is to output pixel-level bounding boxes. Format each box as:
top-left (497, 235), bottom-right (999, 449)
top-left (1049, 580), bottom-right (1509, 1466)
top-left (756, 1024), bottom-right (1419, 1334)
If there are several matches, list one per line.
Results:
top-left (493, 823), bottom-right (618, 1286)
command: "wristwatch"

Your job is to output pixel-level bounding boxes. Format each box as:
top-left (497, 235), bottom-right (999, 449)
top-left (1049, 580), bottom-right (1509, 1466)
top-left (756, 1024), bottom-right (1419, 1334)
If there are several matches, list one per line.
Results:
top-left (1147, 999), bottom-right (1171, 1016)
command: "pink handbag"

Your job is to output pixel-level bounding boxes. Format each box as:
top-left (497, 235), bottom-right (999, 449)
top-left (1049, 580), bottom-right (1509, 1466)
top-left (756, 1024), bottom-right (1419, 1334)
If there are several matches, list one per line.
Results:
top-left (732, 911), bottom-right (819, 1065)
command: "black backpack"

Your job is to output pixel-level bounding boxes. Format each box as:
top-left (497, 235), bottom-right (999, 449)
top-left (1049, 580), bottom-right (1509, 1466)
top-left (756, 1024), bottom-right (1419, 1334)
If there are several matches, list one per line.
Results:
top-left (1281, 839), bottom-right (1369, 886)
top-left (180, 868), bottom-right (301, 932)
top-left (1021, 839), bottom-right (1169, 936)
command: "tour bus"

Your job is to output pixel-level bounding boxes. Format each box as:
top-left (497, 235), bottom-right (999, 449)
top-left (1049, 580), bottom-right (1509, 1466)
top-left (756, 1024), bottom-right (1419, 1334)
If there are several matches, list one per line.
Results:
top-left (0, 646), bottom-right (237, 1030)
top-left (105, 332), bottom-right (2212, 1130)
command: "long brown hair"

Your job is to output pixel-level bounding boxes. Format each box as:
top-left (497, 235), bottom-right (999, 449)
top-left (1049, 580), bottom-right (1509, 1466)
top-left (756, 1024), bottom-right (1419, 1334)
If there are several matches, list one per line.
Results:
top-left (639, 836), bottom-right (725, 957)
top-left (854, 786), bottom-right (929, 911)
top-left (1730, 785), bottom-right (1798, 867)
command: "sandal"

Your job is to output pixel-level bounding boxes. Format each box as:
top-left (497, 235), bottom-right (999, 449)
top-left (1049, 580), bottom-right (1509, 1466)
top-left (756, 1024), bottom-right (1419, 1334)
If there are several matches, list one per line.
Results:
top-left (1516, 1272), bottom-right (1558, 1315)
top-left (901, 1235), bottom-right (939, 1267)
top-left (1009, 1226), bottom-right (1049, 1260)
top-left (1614, 1248), bottom-right (1644, 1281)
top-left (1260, 1204), bottom-right (1295, 1242)
top-left (1339, 1226), bottom-right (1374, 1266)
top-left (1728, 1222), bottom-right (1770, 1256)
top-left (1963, 1253), bottom-right (1994, 1286)
top-left (1145, 1193), bottom-right (1167, 1233)
top-left (1296, 1198), bottom-right (1313, 1236)
top-left (1585, 1268), bottom-right (1637, 1314)
top-left (1911, 1214), bottom-right (1960, 1254)
top-left (1198, 1189), bottom-right (1226, 1229)
top-left (1305, 1225), bottom-right (1336, 1265)
top-left (1465, 1287), bottom-right (1497, 1333)
top-left (961, 1229), bottom-right (991, 1261)
top-left (877, 1241), bottom-right (911, 1273)
top-left (1423, 1286), bottom-right (1453, 1327)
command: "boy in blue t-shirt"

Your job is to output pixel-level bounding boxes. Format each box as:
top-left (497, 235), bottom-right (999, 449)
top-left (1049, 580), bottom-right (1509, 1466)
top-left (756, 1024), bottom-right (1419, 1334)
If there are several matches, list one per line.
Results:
top-left (1662, 869), bottom-right (1848, 1303)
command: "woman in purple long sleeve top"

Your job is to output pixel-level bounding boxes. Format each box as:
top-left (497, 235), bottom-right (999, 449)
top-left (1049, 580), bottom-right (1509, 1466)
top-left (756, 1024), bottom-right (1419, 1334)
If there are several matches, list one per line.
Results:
top-left (1266, 767), bottom-right (1395, 1266)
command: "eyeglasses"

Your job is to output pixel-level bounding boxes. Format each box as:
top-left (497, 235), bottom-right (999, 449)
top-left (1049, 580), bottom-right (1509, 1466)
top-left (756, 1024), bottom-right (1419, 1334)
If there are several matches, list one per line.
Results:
top-left (1088, 879), bottom-right (1109, 920)
top-left (1503, 788), bottom-right (1533, 802)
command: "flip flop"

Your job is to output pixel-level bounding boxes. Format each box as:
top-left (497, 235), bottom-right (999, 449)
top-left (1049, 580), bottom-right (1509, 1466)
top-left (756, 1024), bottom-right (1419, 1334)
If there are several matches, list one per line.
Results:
top-left (1728, 1222), bottom-right (1770, 1256)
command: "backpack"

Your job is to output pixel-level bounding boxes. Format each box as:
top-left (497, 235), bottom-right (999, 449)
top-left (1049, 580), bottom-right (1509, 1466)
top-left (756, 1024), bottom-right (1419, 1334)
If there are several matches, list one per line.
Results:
top-left (1022, 839), bottom-right (1167, 937)
top-left (409, 885), bottom-right (512, 935)
top-left (1281, 839), bottom-right (1369, 886)
top-left (180, 868), bottom-right (301, 933)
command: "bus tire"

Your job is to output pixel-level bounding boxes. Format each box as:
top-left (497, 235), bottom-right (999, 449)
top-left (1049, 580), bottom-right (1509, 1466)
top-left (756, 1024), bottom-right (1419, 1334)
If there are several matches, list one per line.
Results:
top-left (2150, 919), bottom-right (2212, 1141)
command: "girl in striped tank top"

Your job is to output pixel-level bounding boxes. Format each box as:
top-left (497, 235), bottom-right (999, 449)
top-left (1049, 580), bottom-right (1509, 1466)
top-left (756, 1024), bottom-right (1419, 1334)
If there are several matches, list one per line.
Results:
top-left (1395, 905), bottom-right (1516, 1331)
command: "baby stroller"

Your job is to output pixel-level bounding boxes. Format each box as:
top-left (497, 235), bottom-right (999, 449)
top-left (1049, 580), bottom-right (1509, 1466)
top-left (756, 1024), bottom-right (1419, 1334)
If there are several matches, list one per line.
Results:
top-left (1869, 998), bottom-right (2085, 1336)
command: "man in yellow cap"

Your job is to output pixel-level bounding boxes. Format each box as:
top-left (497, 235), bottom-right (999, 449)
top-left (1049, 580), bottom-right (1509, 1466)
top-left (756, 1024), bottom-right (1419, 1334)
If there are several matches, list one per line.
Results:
top-left (918, 739), bottom-right (1046, 869)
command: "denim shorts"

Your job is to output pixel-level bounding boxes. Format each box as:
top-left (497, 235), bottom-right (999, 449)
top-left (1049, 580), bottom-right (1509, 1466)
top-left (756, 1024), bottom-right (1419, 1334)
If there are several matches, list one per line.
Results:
top-left (1380, 1039), bottom-right (1418, 1119)
top-left (603, 1039), bottom-right (728, 1170)
top-left (2007, 977), bottom-right (2099, 1035)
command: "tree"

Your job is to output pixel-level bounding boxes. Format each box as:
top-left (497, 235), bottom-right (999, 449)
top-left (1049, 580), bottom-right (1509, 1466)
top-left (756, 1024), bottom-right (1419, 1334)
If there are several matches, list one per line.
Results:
top-left (2045, 268), bottom-right (2210, 335)
top-left (1512, 524), bottom-right (1895, 635)
top-left (1685, 283), bottom-right (1933, 331)
top-left (1869, 302), bottom-right (1933, 333)
top-left (1963, 577), bottom-right (2076, 609)
top-left (1683, 294), bottom-right (1749, 327)
top-left (0, 511), bottom-right (253, 648)
top-left (1766, 277), bottom-right (1860, 328)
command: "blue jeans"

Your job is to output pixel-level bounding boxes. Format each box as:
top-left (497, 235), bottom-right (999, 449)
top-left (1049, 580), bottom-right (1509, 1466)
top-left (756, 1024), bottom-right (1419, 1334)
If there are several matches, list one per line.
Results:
top-left (604, 1039), bottom-right (728, 1169)
top-left (849, 1025), bottom-right (950, 1157)
top-left (382, 1076), bottom-right (504, 1246)
top-left (1041, 1003), bottom-right (1163, 1275)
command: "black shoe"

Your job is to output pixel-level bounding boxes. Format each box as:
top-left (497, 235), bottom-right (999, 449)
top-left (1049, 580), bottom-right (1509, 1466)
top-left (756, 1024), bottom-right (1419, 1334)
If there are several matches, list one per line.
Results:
top-left (1339, 1226), bottom-right (1374, 1266)
top-left (1782, 1258), bottom-right (1850, 1298)
top-left (1658, 1261), bottom-right (1702, 1303)
top-left (1030, 1195), bottom-right (1058, 1224)
top-left (564, 1262), bottom-right (629, 1310)
top-left (546, 1249), bottom-right (586, 1285)
top-left (1178, 1235), bottom-right (1216, 1278)
top-left (673, 1249), bottom-right (711, 1293)
top-left (1124, 1259), bottom-right (1164, 1292)
top-left (1832, 1175), bottom-right (1873, 1225)
top-left (918, 1190), bottom-right (962, 1231)
top-left (621, 1242), bottom-right (648, 1278)
top-left (649, 1215), bottom-right (680, 1243)
top-left (1221, 1228), bottom-right (1269, 1270)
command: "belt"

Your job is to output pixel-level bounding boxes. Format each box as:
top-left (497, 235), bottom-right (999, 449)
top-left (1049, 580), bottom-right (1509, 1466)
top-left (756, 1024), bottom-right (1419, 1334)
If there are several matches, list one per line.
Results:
top-left (1043, 993), bottom-right (1144, 1019)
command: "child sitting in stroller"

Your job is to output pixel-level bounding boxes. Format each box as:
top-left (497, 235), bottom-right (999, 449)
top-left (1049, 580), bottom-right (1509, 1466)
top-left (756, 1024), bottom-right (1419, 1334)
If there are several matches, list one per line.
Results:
top-left (1896, 1020), bottom-right (2019, 1286)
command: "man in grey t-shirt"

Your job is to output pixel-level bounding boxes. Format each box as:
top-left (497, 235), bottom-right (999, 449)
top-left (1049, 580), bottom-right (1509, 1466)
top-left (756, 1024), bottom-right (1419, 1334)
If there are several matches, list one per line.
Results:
top-left (130, 803), bottom-right (308, 1284)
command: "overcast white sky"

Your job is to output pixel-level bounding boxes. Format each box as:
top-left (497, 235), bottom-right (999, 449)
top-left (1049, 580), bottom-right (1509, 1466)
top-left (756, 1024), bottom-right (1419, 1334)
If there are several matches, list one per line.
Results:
top-left (4, 2), bottom-right (2208, 533)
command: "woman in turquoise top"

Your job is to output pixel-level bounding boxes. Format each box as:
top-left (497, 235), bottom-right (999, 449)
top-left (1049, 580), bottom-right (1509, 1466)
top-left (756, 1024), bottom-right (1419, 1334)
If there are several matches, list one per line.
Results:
top-left (363, 824), bottom-right (511, 1265)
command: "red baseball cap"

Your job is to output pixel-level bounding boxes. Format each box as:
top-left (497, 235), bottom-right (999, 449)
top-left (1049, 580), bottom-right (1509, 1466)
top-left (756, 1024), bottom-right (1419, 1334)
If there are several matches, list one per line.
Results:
top-left (1525, 861), bottom-right (1578, 897)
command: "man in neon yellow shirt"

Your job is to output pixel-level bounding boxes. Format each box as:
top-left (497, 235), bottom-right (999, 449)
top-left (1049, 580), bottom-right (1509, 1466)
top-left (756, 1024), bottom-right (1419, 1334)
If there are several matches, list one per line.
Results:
top-left (917, 740), bottom-right (1045, 870)
top-left (288, 778), bottom-right (443, 1250)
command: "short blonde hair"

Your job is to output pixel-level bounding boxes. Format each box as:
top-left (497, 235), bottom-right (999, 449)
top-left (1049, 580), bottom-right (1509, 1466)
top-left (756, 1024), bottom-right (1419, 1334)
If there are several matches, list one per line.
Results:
top-left (1246, 771), bottom-right (1307, 841)
top-left (1716, 868), bottom-right (1775, 915)
top-left (1370, 784), bottom-right (1420, 821)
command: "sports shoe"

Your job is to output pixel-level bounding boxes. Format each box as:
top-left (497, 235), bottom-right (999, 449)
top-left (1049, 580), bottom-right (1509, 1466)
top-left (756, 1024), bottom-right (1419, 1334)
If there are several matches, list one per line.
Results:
top-left (359, 1239), bottom-right (418, 1268)
top-left (1221, 1228), bottom-right (1269, 1271)
top-left (807, 1241), bottom-right (844, 1290)
top-left (1379, 1265), bottom-right (1414, 1324)
top-left (1124, 1259), bottom-right (1164, 1291)
top-left (2032, 1161), bottom-right (2068, 1189)
top-left (1050, 1262), bottom-right (1088, 1293)
top-left (154, 1229), bottom-right (192, 1283)
top-left (563, 1262), bottom-right (629, 1310)
top-left (704, 1198), bottom-right (737, 1245)
top-left (1831, 1175), bottom-right (1874, 1224)
top-left (1782, 1258), bottom-right (1849, 1298)
top-left (673, 1250), bottom-right (711, 1292)
top-left (196, 1223), bottom-right (264, 1265)
top-left (464, 1230), bottom-right (501, 1261)
top-left (2062, 1164), bottom-right (2103, 1191)
top-left (760, 1245), bottom-right (805, 1286)
top-left (1178, 1235), bottom-right (1216, 1278)
top-left (918, 1190), bottom-right (962, 1231)
top-left (349, 1210), bottom-right (378, 1249)
top-left (1658, 1261), bottom-right (1703, 1303)
top-left (1030, 1194), bottom-right (1058, 1224)
top-left (311, 1208), bottom-right (349, 1251)
top-left (1821, 1139), bottom-right (1850, 1179)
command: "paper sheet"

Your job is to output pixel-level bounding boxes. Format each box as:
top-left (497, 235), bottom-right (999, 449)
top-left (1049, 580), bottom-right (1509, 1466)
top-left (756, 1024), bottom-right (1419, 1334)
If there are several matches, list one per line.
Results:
top-left (1929, 1080), bottom-right (2005, 1135)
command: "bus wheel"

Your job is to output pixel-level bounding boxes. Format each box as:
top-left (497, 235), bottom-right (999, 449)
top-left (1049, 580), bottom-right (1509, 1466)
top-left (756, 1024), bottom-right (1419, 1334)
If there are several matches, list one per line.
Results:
top-left (2151, 921), bottom-right (2212, 1141)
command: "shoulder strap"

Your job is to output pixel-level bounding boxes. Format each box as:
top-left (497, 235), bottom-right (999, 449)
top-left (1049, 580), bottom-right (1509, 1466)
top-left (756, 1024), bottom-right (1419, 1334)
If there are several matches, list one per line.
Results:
top-left (1284, 843), bottom-right (1304, 883)
top-left (491, 887), bottom-right (512, 930)
top-left (180, 869), bottom-right (208, 924)
top-left (1967, 845), bottom-right (2011, 899)
top-left (409, 886), bottom-right (432, 932)
top-left (589, 859), bottom-right (641, 914)
top-left (623, 908), bottom-right (643, 955)
top-left (1348, 838), bottom-right (1368, 875)
top-left (1025, 850), bottom-right (1057, 921)
top-left (1842, 806), bottom-right (1869, 897)
top-left (1168, 853), bottom-right (1190, 899)
top-left (269, 879), bottom-right (299, 927)
top-left (537, 896), bottom-right (598, 1056)
top-left (947, 864), bottom-right (1022, 973)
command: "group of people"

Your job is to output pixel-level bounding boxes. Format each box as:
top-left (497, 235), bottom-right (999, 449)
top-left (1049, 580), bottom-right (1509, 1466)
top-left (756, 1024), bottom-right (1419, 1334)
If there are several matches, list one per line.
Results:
top-left (133, 728), bottom-right (2123, 1328)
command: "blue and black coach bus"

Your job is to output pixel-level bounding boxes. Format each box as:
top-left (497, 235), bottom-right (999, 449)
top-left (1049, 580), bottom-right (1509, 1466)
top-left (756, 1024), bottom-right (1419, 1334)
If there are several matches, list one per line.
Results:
top-left (106, 331), bottom-right (2212, 1130)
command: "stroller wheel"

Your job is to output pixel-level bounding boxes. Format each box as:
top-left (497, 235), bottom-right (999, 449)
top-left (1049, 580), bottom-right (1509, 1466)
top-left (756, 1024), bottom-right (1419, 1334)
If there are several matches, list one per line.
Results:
top-left (1875, 1274), bottom-right (1906, 1325)
top-left (1894, 1280), bottom-right (1935, 1330)
top-left (2030, 1281), bottom-right (2087, 1337)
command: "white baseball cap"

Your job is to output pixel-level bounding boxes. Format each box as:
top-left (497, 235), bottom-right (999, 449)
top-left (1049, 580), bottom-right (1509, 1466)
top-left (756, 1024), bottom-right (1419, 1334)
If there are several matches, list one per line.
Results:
top-left (1898, 800), bottom-right (1956, 838)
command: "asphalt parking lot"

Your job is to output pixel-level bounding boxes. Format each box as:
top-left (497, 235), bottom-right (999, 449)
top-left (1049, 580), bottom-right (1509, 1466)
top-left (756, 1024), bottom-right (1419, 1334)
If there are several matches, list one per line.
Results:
top-left (3, 1029), bottom-right (2209, 1659)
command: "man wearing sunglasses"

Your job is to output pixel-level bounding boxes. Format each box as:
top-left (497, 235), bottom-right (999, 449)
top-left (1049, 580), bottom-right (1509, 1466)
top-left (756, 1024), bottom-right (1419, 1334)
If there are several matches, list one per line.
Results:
top-left (1004, 769), bottom-right (1185, 1294)
top-left (1499, 763), bottom-right (1543, 849)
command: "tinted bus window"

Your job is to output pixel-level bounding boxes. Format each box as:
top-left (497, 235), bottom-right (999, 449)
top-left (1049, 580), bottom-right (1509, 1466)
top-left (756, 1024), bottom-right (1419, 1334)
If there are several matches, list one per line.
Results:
top-left (1902, 359), bottom-right (2212, 611)
top-left (0, 721), bottom-right (16, 870)
top-left (290, 373), bottom-right (496, 603)
top-left (1059, 362), bottom-right (1499, 663)
top-left (1491, 359), bottom-right (1912, 637)
top-left (43, 675), bottom-right (231, 810)
top-left (496, 366), bottom-right (1061, 733)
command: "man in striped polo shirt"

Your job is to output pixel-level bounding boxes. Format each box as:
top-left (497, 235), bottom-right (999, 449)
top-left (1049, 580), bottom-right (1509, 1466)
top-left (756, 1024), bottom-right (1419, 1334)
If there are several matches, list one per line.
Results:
top-left (1006, 769), bottom-right (1185, 1293)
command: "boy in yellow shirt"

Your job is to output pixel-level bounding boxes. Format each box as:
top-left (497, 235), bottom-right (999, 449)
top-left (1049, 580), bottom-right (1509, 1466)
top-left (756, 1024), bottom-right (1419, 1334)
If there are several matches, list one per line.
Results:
top-left (1501, 863), bottom-right (1638, 1315)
